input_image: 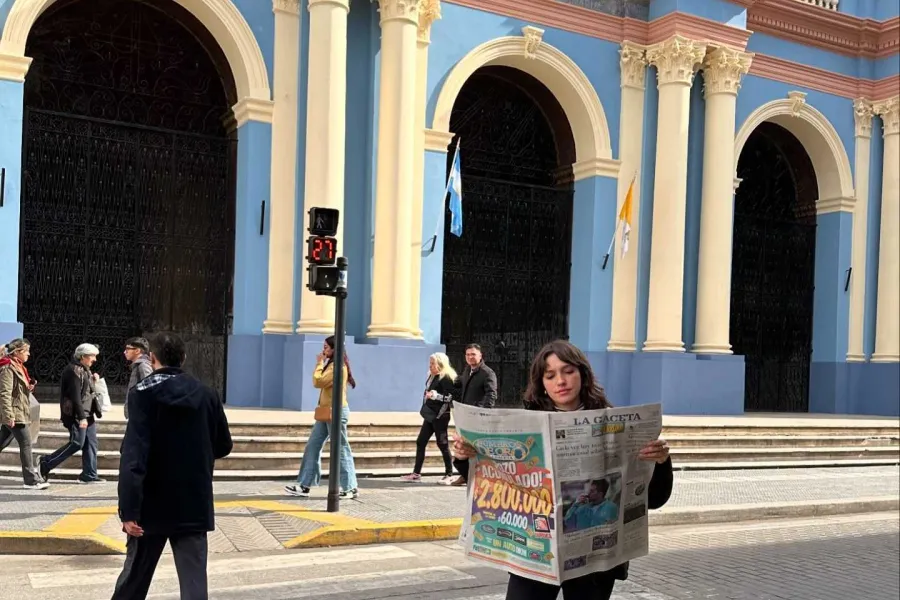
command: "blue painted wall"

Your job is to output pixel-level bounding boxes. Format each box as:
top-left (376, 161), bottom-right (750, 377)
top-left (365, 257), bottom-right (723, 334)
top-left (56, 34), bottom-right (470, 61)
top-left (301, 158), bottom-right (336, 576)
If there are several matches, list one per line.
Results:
top-left (635, 67), bottom-right (659, 349)
top-left (0, 80), bottom-right (23, 327)
top-left (420, 150), bottom-right (450, 345)
top-left (569, 176), bottom-right (618, 352)
top-left (864, 116), bottom-right (885, 358)
top-left (682, 74), bottom-right (705, 351)
top-left (648, 0), bottom-right (748, 26)
top-left (230, 0), bottom-right (275, 84)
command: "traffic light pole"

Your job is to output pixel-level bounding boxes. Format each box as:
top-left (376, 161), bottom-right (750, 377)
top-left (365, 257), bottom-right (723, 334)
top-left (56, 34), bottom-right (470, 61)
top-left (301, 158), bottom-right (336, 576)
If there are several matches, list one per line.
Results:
top-left (326, 257), bottom-right (348, 513)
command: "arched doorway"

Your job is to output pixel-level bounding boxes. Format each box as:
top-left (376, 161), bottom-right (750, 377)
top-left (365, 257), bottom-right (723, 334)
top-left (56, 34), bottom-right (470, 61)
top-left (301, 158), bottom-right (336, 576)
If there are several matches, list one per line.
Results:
top-left (19, 0), bottom-right (237, 400)
top-left (731, 122), bottom-right (818, 412)
top-left (441, 66), bottom-right (576, 407)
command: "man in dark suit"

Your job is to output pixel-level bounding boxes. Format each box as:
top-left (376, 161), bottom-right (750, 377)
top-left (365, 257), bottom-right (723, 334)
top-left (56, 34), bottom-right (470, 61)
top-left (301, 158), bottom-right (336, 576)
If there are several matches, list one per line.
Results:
top-left (112, 333), bottom-right (233, 600)
top-left (451, 343), bottom-right (497, 486)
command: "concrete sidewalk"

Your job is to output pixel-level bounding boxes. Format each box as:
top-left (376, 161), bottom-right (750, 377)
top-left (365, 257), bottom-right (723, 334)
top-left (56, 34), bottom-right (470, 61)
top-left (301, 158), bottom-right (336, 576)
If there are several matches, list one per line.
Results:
top-left (0, 465), bottom-right (897, 555)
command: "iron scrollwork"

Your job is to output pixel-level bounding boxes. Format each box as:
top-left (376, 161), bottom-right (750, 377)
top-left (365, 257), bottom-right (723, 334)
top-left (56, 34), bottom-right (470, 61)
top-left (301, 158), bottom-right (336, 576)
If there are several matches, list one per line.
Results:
top-left (442, 71), bottom-right (574, 407)
top-left (20, 0), bottom-right (235, 401)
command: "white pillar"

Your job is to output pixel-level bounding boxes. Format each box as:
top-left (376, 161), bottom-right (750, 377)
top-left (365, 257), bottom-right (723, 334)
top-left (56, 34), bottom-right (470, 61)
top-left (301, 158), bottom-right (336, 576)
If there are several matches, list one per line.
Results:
top-left (608, 41), bottom-right (647, 352)
top-left (692, 46), bottom-right (752, 354)
top-left (872, 96), bottom-right (900, 362)
top-left (847, 99), bottom-right (874, 361)
top-left (296, 0), bottom-right (350, 333)
top-left (409, 0), bottom-right (441, 340)
top-left (368, 0), bottom-right (420, 339)
top-left (263, 0), bottom-right (302, 334)
top-left (643, 36), bottom-right (706, 352)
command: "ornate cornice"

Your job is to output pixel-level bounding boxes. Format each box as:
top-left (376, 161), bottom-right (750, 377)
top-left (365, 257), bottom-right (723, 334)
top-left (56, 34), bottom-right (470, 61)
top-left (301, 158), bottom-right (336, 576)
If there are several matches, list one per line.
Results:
top-left (875, 96), bottom-right (900, 137)
top-left (424, 128), bottom-right (454, 152)
top-left (748, 0), bottom-right (899, 59)
top-left (232, 97), bottom-right (276, 127)
top-left (522, 26), bottom-right (544, 60)
top-left (853, 98), bottom-right (875, 138)
top-left (376, 0), bottom-right (419, 25)
top-left (646, 36), bottom-right (706, 87)
top-left (0, 53), bottom-right (32, 82)
top-left (750, 54), bottom-right (900, 101)
top-left (702, 46), bottom-right (753, 97)
top-left (273, 0), bottom-right (301, 14)
top-left (788, 90), bottom-right (807, 117)
top-left (620, 41), bottom-right (648, 90)
top-left (417, 0), bottom-right (441, 44)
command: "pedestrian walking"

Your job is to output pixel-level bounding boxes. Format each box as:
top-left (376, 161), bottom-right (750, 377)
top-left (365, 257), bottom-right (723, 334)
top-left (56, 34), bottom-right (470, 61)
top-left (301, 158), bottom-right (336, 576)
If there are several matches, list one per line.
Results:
top-left (453, 340), bottom-right (673, 600)
top-left (39, 343), bottom-right (104, 483)
top-left (284, 335), bottom-right (359, 499)
top-left (401, 352), bottom-right (459, 484)
top-left (450, 343), bottom-right (497, 486)
top-left (0, 338), bottom-right (48, 490)
top-left (124, 337), bottom-right (153, 418)
top-left (111, 332), bottom-right (233, 600)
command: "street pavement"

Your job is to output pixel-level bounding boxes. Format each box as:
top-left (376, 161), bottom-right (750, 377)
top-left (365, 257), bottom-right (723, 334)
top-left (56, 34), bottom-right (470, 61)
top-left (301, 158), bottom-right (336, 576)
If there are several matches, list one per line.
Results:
top-left (0, 512), bottom-right (897, 599)
top-left (0, 465), bottom-right (898, 554)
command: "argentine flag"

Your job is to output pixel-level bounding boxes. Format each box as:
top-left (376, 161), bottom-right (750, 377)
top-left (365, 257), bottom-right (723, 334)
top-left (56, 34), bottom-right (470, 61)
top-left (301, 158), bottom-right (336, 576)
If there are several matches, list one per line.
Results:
top-left (447, 143), bottom-right (463, 237)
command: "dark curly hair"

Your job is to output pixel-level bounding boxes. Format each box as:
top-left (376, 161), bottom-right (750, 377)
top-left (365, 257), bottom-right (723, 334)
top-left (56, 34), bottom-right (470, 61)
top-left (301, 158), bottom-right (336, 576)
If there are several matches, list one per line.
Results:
top-left (523, 340), bottom-right (611, 411)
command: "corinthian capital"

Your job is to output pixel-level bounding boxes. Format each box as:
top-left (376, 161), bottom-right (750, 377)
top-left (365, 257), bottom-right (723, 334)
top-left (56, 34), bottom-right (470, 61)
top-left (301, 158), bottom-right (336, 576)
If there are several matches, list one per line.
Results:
top-left (376, 0), bottom-right (419, 25)
top-left (646, 36), bottom-right (706, 87)
top-left (874, 96), bottom-right (900, 137)
top-left (702, 47), bottom-right (752, 97)
top-left (854, 98), bottom-right (874, 138)
top-left (273, 0), bottom-right (300, 13)
top-left (619, 41), bottom-right (648, 89)
top-left (417, 0), bottom-right (441, 43)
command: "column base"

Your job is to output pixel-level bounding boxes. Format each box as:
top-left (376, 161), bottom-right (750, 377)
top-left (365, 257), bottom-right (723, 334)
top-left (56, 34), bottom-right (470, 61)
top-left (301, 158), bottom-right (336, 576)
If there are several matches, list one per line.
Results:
top-left (691, 343), bottom-right (733, 355)
top-left (262, 320), bottom-right (294, 334)
top-left (642, 340), bottom-right (686, 353)
top-left (870, 353), bottom-right (900, 363)
top-left (366, 323), bottom-right (417, 339)
top-left (606, 341), bottom-right (637, 352)
top-left (846, 353), bottom-right (867, 363)
top-left (296, 319), bottom-right (335, 334)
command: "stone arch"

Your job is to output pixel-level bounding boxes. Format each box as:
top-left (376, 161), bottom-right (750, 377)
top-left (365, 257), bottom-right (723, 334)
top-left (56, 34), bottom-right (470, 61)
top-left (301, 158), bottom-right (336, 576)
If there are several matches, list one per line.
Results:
top-left (0, 0), bottom-right (271, 105)
top-left (735, 95), bottom-right (855, 212)
top-left (432, 33), bottom-right (615, 172)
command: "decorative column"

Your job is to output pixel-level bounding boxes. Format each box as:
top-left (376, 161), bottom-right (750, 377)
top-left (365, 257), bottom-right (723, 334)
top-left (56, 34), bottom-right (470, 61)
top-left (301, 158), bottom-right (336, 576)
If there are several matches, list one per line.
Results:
top-left (872, 96), bottom-right (900, 362)
top-left (409, 0), bottom-right (441, 340)
top-left (608, 42), bottom-right (648, 352)
top-left (368, 0), bottom-right (420, 339)
top-left (643, 36), bottom-right (706, 352)
top-left (263, 0), bottom-right (302, 334)
top-left (296, 0), bottom-right (350, 333)
top-left (847, 98), bottom-right (874, 361)
top-left (692, 46), bottom-right (752, 354)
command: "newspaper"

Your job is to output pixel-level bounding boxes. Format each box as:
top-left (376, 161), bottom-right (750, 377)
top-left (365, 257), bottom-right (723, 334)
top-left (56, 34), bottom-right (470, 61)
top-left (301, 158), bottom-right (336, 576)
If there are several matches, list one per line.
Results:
top-left (455, 402), bottom-right (662, 585)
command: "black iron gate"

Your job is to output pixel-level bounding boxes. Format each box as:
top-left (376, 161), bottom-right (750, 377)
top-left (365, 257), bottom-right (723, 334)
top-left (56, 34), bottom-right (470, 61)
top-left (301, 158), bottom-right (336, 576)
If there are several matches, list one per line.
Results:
top-left (731, 122), bottom-right (817, 413)
top-left (18, 0), bottom-right (236, 401)
top-left (441, 69), bottom-right (574, 407)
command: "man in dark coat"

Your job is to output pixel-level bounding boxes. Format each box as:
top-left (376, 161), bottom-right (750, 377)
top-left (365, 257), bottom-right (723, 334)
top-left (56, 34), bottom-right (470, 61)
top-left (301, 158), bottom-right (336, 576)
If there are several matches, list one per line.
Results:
top-left (123, 337), bottom-right (153, 419)
top-left (451, 343), bottom-right (498, 486)
top-left (112, 333), bottom-right (233, 600)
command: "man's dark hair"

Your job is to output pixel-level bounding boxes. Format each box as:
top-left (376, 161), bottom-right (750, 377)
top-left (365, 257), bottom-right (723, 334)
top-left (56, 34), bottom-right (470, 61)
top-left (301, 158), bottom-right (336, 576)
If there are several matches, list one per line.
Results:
top-left (149, 333), bottom-right (186, 368)
top-left (126, 337), bottom-right (150, 354)
top-left (465, 343), bottom-right (482, 352)
top-left (590, 479), bottom-right (610, 495)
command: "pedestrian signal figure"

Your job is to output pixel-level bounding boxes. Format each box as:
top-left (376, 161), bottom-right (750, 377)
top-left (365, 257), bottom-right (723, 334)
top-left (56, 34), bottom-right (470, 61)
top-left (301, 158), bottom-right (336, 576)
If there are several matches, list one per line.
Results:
top-left (112, 333), bottom-right (233, 600)
top-left (452, 340), bottom-right (673, 600)
top-left (0, 338), bottom-right (48, 489)
top-left (401, 352), bottom-right (459, 484)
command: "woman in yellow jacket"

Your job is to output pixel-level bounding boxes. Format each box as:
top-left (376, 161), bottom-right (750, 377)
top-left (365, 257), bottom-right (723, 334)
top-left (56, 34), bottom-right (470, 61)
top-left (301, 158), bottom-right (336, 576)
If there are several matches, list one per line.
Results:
top-left (285, 336), bottom-right (359, 498)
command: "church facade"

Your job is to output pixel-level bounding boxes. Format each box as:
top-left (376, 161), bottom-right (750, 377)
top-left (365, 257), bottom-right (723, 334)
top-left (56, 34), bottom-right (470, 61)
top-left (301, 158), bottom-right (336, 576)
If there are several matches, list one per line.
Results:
top-left (0, 0), bottom-right (897, 415)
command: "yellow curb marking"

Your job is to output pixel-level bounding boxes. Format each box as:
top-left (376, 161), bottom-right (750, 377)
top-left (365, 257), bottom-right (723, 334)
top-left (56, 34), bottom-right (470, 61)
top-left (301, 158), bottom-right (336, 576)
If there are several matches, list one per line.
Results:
top-left (283, 518), bottom-right (463, 549)
top-left (44, 508), bottom-right (116, 534)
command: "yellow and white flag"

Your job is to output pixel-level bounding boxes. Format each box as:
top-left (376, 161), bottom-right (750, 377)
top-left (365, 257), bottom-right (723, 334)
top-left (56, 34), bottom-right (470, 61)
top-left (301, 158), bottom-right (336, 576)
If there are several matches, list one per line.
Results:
top-left (618, 177), bottom-right (634, 258)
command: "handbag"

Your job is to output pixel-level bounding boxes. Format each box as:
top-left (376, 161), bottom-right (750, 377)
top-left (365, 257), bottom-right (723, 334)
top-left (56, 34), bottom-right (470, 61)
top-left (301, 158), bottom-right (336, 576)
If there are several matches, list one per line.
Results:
top-left (420, 402), bottom-right (440, 423)
top-left (314, 404), bottom-right (332, 423)
top-left (94, 377), bottom-right (112, 414)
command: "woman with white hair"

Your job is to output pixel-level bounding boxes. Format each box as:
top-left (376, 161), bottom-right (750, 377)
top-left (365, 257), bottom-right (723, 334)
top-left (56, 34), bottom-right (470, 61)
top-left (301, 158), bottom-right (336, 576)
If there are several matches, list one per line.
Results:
top-left (401, 352), bottom-right (459, 485)
top-left (38, 343), bottom-right (104, 483)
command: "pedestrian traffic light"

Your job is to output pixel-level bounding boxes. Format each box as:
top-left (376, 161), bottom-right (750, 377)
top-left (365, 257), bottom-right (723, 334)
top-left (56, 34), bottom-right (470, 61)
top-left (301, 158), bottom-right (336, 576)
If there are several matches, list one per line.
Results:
top-left (306, 207), bottom-right (341, 294)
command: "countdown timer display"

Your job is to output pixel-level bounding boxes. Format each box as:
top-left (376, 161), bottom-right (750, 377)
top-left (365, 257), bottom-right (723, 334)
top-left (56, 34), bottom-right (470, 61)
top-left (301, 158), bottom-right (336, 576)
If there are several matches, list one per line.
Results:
top-left (307, 236), bottom-right (337, 265)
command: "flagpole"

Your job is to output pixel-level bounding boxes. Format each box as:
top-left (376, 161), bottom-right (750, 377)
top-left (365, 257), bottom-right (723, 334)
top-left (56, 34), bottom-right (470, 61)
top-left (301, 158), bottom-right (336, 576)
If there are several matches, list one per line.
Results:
top-left (423, 138), bottom-right (461, 254)
top-left (601, 171), bottom-right (637, 270)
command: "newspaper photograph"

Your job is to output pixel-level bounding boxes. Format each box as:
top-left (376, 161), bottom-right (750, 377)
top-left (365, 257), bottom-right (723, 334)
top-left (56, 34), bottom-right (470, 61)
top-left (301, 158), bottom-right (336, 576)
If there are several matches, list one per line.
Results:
top-left (454, 402), bottom-right (662, 585)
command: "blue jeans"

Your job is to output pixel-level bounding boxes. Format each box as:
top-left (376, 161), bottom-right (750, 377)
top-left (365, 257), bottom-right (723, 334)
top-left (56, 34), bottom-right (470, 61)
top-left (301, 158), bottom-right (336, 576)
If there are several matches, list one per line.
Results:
top-left (297, 406), bottom-right (358, 491)
top-left (42, 422), bottom-right (98, 480)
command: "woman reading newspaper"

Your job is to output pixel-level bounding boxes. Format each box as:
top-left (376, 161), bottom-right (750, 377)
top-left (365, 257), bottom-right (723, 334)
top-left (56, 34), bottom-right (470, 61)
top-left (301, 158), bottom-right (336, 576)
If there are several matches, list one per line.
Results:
top-left (453, 340), bottom-right (673, 600)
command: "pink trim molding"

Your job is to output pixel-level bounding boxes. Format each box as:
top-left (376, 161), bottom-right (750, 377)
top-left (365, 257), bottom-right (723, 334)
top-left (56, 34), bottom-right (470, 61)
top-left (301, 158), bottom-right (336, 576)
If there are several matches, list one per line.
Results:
top-left (751, 54), bottom-right (900, 100)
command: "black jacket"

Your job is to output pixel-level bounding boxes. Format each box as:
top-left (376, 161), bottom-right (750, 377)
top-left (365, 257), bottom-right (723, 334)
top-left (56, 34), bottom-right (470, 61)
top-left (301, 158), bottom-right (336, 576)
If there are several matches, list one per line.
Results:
top-left (59, 361), bottom-right (99, 427)
top-left (458, 363), bottom-right (498, 408)
top-left (422, 374), bottom-right (459, 421)
top-left (118, 368), bottom-right (233, 535)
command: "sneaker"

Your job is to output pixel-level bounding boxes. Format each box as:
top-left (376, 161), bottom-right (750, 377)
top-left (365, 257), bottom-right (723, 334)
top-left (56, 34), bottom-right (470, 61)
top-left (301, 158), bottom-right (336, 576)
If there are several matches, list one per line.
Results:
top-left (400, 473), bottom-right (422, 482)
top-left (76, 477), bottom-right (106, 484)
top-left (284, 485), bottom-right (310, 497)
top-left (37, 458), bottom-right (49, 480)
top-left (438, 475), bottom-right (455, 486)
top-left (24, 481), bottom-right (49, 490)
top-left (339, 488), bottom-right (359, 500)
top-left (450, 476), bottom-right (468, 487)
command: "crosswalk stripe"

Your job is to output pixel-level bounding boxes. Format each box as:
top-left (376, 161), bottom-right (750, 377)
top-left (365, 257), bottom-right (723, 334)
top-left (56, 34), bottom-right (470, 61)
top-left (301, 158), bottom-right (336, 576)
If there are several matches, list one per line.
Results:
top-left (146, 566), bottom-right (477, 599)
top-left (27, 544), bottom-right (417, 589)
